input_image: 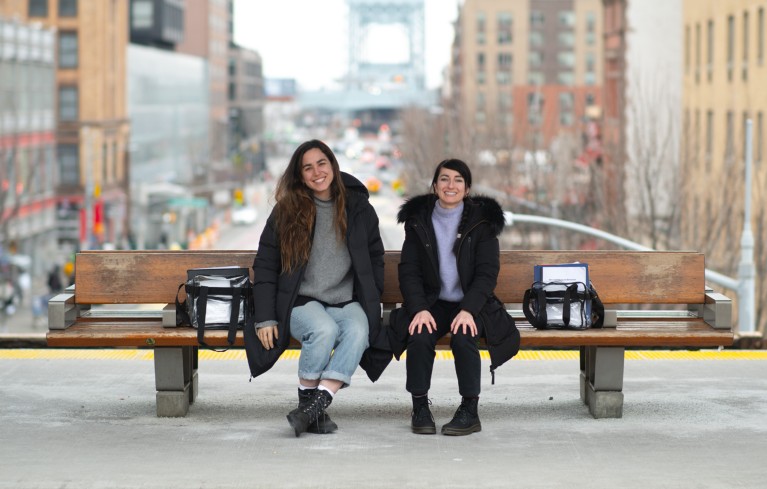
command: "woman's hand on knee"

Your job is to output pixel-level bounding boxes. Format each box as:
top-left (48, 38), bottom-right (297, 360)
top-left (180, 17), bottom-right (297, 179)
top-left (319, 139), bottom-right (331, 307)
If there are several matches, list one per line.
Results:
top-left (409, 310), bottom-right (436, 335)
top-left (257, 325), bottom-right (279, 350)
top-left (450, 310), bottom-right (477, 337)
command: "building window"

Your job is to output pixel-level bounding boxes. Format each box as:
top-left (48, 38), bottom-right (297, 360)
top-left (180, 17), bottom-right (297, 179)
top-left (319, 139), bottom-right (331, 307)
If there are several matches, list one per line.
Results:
top-left (477, 52), bottom-right (485, 84)
top-left (132, 0), bottom-right (154, 29)
top-left (685, 25), bottom-right (691, 74)
top-left (759, 8), bottom-right (764, 65)
top-left (743, 11), bottom-right (749, 81)
top-left (477, 12), bottom-right (486, 45)
top-left (727, 15), bottom-right (734, 82)
top-left (529, 31), bottom-right (543, 47)
top-left (58, 144), bottom-right (80, 186)
top-left (29, 0), bottom-right (48, 17)
top-left (527, 92), bottom-right (544, 125)
top-left (705, 110), bottom-right (713, 172)
top-left (530, 51), bottom-right (543, 68)
top-left (497, 52), bottom-right (512, 84)
top-left (585, 12), bottom-right (596, 45)
top-left (707, 20), bottom-right (714, 82)
top-left (558, 11), bottom-right (575, 28)
top-left (558, 31), bottom-right (575, 48)
top-left (530, 11), bottom-right (544, 28)
top-left (695, 23), bottom-right (701, 84)
top-left (228, 82), bottom-right (236, 101)
top-left (58, 86), bottom-right (78, 121)
top-left (559, 92), bottom-right (574, 126)
top-left (58, 32), bottom-right (78, 69)
top-left (528, 71), bottom-right (544, 85)
top-left (758, 112), bottom-right (763, 164)
top-left (726, 110), bottom-right (734, 165)
top-left (497, 12), bottom-right (512, 44)
top-left (58, 0), bottom-right (77, 17)
top-left (558, 72), bottom-right (574, 85)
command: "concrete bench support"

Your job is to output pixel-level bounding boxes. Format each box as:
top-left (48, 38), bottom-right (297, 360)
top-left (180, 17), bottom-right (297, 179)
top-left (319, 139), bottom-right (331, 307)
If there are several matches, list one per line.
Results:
top-left (580, 346), bottom-right (624, 418)
top-left (154, 346), bottom-right (198, 417)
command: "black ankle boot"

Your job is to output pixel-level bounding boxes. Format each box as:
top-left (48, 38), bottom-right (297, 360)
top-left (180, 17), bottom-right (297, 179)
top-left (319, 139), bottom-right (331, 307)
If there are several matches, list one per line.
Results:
top-left (411, 395), bottom-right (436, 434)
top-left (287, 388), bottom-right (333, 437)
top-left (441, 397), bottom-right (481, 436)
top-left (298, 388), bottom-right (338, 434)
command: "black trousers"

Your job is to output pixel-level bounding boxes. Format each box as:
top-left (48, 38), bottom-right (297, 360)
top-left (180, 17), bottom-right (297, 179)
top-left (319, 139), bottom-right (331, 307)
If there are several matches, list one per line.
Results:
top-left (405, 300), bottom-right (483, 398)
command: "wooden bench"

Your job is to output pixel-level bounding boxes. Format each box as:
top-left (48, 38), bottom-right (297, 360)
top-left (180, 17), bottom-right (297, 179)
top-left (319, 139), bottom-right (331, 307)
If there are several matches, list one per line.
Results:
top-left (47, 250), bottom-right (733, 418)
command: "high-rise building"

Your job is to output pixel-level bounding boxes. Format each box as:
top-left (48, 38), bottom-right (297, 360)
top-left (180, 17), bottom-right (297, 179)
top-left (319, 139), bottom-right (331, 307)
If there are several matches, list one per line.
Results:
top-left (682, 0), bottom-right (767, 334)
top-left (449, 0), bottom-right (603, 151)
top-left (0, 16), bottom-right (57, 275)
top-left (227, 44), bottom-right (265, 179)
top-left (3, 0), bottom-right (131, 251)
top-left (176, 0), bottom-right (232, 185)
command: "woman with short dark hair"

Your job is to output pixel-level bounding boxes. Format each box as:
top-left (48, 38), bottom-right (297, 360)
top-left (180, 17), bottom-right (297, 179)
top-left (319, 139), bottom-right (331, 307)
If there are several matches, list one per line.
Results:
top-left (394, 158), bottom-right (519, 436)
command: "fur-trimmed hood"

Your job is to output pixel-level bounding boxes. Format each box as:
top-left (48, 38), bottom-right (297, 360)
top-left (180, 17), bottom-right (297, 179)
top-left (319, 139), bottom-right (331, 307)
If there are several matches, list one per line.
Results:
top-left (397, 194), bottom-right (506, 236)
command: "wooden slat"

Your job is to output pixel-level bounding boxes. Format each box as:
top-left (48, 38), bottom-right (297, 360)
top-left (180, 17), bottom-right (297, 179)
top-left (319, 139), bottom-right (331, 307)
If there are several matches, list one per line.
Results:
top-left (384, 250), bottom-right (705, 305)
top-left (46, 319), bottom-right (733, 349)
top-left (78, 250), bottom-right (706, 306)
top-left (76, 251), bottom-right (257, 304)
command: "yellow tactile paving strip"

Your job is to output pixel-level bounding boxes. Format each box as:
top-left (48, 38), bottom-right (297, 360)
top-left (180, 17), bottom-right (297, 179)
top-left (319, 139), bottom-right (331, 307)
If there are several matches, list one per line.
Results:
top-left (0, 349), bottom-right (765, 361)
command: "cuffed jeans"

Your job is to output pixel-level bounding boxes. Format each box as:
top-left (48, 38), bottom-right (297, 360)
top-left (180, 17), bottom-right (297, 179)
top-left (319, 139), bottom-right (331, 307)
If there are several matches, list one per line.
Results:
top-left (289, 300), bottom-right (369, 387)
top-left (406, 300), bottom-right (483, 398)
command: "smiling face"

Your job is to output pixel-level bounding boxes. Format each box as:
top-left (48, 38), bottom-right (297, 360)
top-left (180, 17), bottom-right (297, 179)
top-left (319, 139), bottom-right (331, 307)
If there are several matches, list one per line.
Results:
top-left (301, 147), bottom-right (334, 200)
top-left (433, 167), bottom-right (468, 209)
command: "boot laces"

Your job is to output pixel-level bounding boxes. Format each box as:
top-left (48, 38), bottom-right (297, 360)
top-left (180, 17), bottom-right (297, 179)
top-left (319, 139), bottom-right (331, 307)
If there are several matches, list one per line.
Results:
top-left (412, 398), bottom-right (434, 422)
top-left (301, 391), bottom-right (330, 419)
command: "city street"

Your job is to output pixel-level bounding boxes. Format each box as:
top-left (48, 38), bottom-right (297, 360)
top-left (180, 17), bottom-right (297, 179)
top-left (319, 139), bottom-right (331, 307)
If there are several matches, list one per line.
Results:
top-left (218, 154), bottom-right (405, 252)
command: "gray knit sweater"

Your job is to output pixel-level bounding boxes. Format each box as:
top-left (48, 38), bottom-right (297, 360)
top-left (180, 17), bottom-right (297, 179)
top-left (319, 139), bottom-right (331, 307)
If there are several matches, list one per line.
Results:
top-left (297, 197), bottom-right (354, 305)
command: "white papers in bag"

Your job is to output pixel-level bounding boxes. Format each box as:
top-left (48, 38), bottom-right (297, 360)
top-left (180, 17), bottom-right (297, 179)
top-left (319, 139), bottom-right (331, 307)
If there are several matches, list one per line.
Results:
top-left (533, 262), bottom-right (591, 327)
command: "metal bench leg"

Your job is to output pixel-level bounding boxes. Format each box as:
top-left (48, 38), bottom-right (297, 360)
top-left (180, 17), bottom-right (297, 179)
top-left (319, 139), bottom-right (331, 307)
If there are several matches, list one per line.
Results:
top-left (579, 346), bottom-right (589, 405)
top-left (189, 346), bottom-right (199, 404)
top-left (154, 347), bottom-right (194, 417)
top-left (584, 346), bottom-right (624, 418)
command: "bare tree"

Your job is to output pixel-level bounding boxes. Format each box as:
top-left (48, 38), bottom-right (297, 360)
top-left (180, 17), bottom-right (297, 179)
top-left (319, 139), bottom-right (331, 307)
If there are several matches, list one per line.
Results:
top-left (624, 76), bottom-right (682, 250)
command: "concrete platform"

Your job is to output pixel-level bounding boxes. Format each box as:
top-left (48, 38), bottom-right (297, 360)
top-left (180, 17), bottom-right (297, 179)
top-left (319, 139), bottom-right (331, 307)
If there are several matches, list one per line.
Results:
top-left (1, 349), bottom-right (766, 489)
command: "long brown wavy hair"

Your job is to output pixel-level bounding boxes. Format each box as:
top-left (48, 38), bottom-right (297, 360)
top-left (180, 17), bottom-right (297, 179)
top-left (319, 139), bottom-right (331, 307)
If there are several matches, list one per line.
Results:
top-left (274, 140), bottom-right (347, 273)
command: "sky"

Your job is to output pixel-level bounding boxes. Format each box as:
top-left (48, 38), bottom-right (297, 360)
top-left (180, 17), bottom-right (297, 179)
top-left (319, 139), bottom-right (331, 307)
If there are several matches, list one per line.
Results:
top-left (233, 0), bottom-right (461, 91)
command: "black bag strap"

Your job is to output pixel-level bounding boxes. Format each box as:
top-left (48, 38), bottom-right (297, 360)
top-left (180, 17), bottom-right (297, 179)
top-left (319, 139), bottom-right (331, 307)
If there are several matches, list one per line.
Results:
top-left (174, 283), bottom-right (188, 327)
top-left (522, 284), bottom-right (549, 329)
top-left (589, 283), bottom-right (605, 329)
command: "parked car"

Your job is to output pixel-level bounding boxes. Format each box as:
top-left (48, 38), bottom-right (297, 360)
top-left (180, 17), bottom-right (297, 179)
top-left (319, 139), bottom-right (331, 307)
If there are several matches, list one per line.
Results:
top-left (232, 206), bottom-right (258, 226)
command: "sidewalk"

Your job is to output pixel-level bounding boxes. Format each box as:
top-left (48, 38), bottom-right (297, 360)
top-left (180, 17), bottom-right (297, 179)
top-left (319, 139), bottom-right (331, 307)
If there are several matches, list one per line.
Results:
top-left (1, 350), bottom-right (766, 488)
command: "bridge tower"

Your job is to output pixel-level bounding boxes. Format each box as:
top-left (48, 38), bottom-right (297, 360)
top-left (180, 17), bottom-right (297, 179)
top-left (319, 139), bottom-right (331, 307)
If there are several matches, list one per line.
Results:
top-left (347, 0), bottom-right (425, 92)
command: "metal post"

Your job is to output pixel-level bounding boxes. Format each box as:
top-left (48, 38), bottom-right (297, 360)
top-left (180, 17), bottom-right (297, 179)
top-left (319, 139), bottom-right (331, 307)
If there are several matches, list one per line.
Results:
top-left (80, 126), bottom-right (93, 251)
top-left (738, 120), bottom-right (756, 333)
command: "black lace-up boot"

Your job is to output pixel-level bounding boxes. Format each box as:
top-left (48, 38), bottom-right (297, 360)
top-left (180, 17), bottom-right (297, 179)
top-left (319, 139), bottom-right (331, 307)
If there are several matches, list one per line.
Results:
top-left (298, 388), bottom-right (338, 434)
top-left (441, 397), bottom-right (481, 436)
top-left (287, 388), bottom-right (333, 437)
top-left (411, 395), bottom-right (436, 434)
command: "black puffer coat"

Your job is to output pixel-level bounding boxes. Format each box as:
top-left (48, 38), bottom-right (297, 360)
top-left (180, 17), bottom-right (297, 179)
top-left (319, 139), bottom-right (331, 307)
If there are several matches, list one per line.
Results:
top-left (243, 173), bottom-right (386, 381)
top-left (391, 194), bottom-right (520, 375)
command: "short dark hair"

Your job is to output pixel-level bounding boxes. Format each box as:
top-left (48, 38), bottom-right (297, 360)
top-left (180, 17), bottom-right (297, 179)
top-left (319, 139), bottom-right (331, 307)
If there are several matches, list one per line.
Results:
top-left (431, 158), bottom-right (472, 189)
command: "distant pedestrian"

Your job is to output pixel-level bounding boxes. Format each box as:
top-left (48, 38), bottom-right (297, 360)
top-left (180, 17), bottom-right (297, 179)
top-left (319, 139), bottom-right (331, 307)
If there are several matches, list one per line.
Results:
top-left (47, 266), bottom-right (63, 295)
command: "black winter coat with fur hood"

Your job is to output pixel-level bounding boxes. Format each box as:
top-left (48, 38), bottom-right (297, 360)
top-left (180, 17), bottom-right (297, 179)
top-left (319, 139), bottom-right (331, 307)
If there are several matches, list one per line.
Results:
top-left (391, 194), bottom-right (520, 376)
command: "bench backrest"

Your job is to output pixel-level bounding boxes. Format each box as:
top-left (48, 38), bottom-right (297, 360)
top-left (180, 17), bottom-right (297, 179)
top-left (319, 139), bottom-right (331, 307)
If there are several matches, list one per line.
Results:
top-left (75, 250), bottom-right (705, 306)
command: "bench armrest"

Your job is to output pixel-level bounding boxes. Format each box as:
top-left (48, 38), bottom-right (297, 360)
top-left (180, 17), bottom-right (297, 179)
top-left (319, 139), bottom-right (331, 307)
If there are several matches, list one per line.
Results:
top-left (162, 304), bottom-right (177, 327)
top-left (48, 292), bottom-right (89, 330)
top-left (702, 291), bottom-right (732, 330)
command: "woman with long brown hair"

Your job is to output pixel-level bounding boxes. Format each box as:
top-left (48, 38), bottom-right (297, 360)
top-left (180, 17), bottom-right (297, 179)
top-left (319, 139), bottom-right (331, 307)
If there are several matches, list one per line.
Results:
top-left (244, 139), bottom-right (385, 437)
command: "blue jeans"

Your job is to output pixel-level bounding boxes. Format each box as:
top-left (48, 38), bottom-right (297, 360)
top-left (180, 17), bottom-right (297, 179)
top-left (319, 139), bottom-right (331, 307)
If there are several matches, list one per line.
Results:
top-left (289, 301), bottom-right (369, 386)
